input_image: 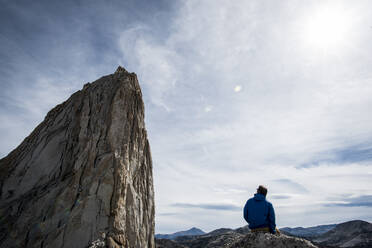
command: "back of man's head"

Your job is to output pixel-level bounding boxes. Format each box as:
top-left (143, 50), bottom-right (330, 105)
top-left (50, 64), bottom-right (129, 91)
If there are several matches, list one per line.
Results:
top-left (257, 185), bottom-right (268, 197)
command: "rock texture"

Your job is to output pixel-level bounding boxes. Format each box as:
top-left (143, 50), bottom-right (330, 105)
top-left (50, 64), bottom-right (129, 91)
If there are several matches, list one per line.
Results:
top-left (155, 239), bottom-right (187, 248)
top-left (0, 66), bottom-right (155, 248)
top-left (156, 228), bottom-right (318, 248)
top-left (231, 233), bottom-right (317, 248)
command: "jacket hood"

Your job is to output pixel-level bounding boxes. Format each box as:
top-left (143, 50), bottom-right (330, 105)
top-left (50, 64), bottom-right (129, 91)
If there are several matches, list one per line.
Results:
top-left (254, 193), bottom-right (266, 201)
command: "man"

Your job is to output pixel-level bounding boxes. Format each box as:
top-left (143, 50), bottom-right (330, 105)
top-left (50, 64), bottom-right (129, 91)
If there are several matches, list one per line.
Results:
top-left (243, 185), bottom-right (277, 234)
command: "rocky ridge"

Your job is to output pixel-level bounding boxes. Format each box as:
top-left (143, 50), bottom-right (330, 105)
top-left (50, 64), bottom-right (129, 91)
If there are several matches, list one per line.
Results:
top-left (281, 224), bottom-right (337, 238)
top-left (312, 220), bottom-right (372, 248)
top-left (156, 227), bottom-right (317, 248)
top-left (0, 66), bottom-right (155, 248)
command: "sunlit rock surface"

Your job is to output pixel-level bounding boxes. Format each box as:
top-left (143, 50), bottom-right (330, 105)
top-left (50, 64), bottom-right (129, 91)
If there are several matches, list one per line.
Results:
top-left (231, 233), bottom-right (317, 248)
top-left (0, 66), bottom-right (155, 248)
top-left (156, 230), bottom-right (318, 248)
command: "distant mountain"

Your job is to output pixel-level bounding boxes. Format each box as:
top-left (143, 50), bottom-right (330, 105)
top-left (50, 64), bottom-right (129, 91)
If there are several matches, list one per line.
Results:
top-left (170, 225), bottom-right (250, 243)
top-left (172, 226), bottom-right (248, 244)
top-left (155, 227), bottom-right (205, 240)
top-left (280, 224), bottom-right (337, 237)
top-left (312, 220), bottom-right (372, 248)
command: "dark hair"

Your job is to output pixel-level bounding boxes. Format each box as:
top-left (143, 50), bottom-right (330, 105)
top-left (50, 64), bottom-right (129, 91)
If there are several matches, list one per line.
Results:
top-left (257, 185), bottom-right (268, 196)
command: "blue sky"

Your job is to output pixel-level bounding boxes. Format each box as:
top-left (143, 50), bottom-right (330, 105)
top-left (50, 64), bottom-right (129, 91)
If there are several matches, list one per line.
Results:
top-left (1, 0), bottom-right (372, 233)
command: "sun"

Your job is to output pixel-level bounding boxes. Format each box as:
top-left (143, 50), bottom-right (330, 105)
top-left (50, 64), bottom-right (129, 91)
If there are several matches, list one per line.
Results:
top-left (301, 5), bottom-right (353, 49)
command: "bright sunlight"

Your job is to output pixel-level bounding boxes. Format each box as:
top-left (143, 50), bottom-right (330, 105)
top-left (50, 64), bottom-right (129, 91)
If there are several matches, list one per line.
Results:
top-left (301, 4), bottom-right (354, 49)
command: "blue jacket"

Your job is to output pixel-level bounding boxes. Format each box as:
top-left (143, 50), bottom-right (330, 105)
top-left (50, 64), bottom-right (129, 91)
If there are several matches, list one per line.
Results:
top-left (243, 193), bottom-right (276, 233)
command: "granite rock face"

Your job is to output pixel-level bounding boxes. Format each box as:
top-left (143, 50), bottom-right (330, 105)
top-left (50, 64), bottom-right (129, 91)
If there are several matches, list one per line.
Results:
top-left (0, 67), bottom-right (155, 248)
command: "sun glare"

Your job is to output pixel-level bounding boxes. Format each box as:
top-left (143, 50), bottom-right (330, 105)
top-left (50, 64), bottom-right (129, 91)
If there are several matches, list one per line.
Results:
top-left (301, 5), bottom-right (353, 49)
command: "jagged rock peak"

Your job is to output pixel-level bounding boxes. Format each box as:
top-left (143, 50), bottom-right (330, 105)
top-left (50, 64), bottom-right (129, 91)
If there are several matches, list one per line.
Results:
top-left (115, 65), bottom-right (128, 74)
top-left (0, 67), bottom-right (155, 248)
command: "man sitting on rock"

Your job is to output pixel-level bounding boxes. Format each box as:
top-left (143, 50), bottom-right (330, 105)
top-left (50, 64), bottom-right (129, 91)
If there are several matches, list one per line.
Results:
top-left (243, 185), bottom-right (278, 234)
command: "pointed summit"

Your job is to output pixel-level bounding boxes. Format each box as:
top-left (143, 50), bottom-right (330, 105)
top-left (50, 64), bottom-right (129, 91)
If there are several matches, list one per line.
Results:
top-left (115, 65), bottom-right (128, 74)
top-left (0, 67), bottom-right (155, 247)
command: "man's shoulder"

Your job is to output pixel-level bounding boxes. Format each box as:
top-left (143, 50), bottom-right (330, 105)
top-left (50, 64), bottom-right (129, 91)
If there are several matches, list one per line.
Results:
top-left (245, 197), bottom-right (254, 206)
top-left (265, 199), bottom-right (273, 207)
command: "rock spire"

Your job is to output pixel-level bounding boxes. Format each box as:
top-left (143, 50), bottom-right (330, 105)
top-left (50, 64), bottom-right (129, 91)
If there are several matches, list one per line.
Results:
top-left (0, 67), bottom-right (155, 248)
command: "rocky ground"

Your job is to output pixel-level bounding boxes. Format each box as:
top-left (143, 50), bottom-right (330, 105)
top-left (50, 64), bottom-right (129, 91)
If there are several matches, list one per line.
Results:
top-left (156, 230), bottom-right (317, 248)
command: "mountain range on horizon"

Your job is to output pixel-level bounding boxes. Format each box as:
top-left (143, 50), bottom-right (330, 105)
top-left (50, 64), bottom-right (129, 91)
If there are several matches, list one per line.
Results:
top-left (155, 220), bottom-right (372, 248)
top-left (155, 227), bottom-right (206, 240)
top-left (280, 224), bottom-right (337, 238)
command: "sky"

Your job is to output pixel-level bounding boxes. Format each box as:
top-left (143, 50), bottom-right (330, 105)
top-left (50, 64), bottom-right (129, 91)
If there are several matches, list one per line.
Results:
top-left (1, 0), bottom-right (372, 234)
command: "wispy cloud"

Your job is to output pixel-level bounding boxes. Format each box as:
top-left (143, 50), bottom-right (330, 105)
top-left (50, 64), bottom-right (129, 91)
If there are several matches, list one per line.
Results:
top-left (171, 203), bottom-right (241, 211)
top-left (107, 0), bottom-right (372, 232)
top-left (325, 195), bottom-right (372, 208)
top-left (271, 195), bottom-right (292, 200)
top-left (2, 0), bottom-right (372, 234)
top-left (272, 179), bottom-right (309, 193)
top-left (157, 212), bottom-right (180, 217)
top-left (301, 143), bottom-right (372, 167)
